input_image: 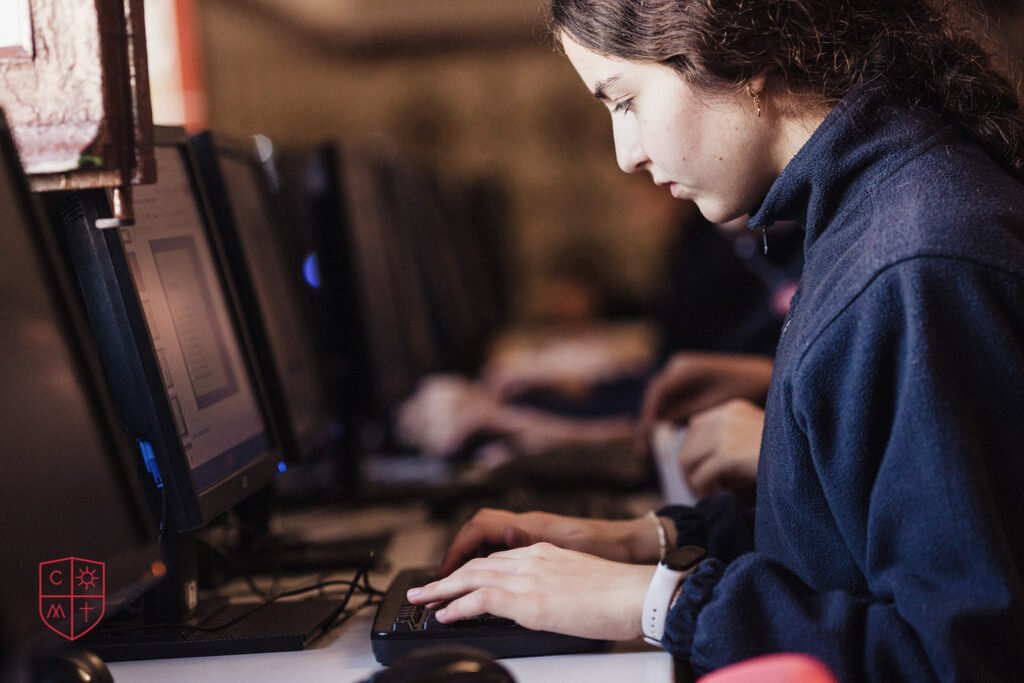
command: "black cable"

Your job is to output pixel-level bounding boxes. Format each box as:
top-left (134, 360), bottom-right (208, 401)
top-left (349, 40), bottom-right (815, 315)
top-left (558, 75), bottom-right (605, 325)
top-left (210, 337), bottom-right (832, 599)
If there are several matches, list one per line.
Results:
top-left (95, 574), bottom-right (374, 637)
top-left (184, 551), bottom-right (384, 634)
top-left (322, 559), bottom-right (385, 633)
top-left (156, 486), bottom-right (168, 547)
top-left (191, 576), bottom-right (368, 633)
top-left (195, 536), bottom-right (278, 598)
top-left (360, 560), bottom-right (386, 598)
top-left (301, 561), bottom-right (369, 638)
top-left (326, 593), bottom-right (382, 634)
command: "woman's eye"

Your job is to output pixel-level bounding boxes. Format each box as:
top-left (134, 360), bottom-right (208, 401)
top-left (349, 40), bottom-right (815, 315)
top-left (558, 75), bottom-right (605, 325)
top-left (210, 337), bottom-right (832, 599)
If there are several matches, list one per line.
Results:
top-left (612, 98), bottom-right (634, 115)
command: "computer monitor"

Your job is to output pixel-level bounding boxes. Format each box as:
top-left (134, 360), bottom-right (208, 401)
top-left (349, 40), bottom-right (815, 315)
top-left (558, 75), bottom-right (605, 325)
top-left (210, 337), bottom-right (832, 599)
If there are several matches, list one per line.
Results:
top-left (335, 148), bottom-right (441, 411)
top-left (270, 144), bottom-right (374, 423)
top-left (0, 112), bottom-right (162, 676)
top-left (189, 131), bottom-right (341, 465)
top-left (45, 127), bottom-right (346, 660)
top-left (51, 128), bottom-right (282, 534)
top-left (383, 158), bottom-right (489, 375)
top-left (447, 176), bottom-right (513, 362)
top-left (332, 148), bottom-right (503, 411)
top-left (270, 145), bottom-right (512, 499)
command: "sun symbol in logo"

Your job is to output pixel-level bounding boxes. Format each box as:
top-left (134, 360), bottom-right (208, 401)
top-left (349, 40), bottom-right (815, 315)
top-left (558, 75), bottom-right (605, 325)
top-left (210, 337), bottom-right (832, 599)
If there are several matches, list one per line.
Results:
top-left (76, 566), bottom-right (99, 591)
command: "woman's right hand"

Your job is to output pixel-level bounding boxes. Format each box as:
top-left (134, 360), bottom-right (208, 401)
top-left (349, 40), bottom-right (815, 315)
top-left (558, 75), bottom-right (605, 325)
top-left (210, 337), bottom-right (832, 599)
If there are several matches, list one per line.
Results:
top-left (413, 543), bottom-right (656, 641)
top-left (439, 508), bottom-right (667, 576)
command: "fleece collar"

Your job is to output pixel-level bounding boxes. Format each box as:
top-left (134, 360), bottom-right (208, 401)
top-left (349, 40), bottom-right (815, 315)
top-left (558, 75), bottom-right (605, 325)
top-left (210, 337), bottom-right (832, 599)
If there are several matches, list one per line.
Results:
top-left (748, 87), bottom-right (955, 248)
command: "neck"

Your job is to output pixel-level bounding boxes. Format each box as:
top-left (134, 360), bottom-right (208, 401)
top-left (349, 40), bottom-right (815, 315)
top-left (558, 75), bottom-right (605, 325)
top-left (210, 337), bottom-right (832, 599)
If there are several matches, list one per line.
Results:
top-left (770, 100), bottom-right (832, 177)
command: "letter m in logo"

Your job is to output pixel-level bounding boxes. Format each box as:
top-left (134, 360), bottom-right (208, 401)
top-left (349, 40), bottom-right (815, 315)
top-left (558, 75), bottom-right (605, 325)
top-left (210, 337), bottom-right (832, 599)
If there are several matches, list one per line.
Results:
top-left (39, 557), bottom-right (105, 640)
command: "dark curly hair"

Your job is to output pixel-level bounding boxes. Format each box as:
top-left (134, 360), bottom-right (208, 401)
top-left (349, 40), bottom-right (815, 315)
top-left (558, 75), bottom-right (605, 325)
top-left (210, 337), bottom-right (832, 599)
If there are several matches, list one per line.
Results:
top-left (547, 0), bottom-right (1024, 179)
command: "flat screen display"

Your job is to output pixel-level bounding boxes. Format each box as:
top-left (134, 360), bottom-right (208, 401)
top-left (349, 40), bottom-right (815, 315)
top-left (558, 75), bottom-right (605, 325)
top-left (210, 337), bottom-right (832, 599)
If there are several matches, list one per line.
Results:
top-left (218, 152), bottom-right (330, 450)
top-left (120, 146), bottom-right (268, 492)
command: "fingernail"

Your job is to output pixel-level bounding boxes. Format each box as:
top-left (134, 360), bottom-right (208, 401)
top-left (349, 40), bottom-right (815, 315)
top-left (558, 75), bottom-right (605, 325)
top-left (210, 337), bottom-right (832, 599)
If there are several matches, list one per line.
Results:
top-left (436, 608), bottom-right (447, 620)
top-left (407, 588), bottom-right (421, 599)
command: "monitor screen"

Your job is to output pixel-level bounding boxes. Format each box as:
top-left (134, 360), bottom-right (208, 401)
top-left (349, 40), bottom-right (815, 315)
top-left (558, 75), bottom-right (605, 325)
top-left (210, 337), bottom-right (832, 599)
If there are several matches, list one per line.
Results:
top-left (120, 144), bottom-right (271, 495)
top-left (0, 117), bottom-right (160, 666)
top-left (214, 143), bottom-right (337, 459)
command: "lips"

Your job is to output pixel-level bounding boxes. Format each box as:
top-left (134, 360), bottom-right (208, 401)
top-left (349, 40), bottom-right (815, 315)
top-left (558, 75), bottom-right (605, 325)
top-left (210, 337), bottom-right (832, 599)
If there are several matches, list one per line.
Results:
top-left (653, 177), bottom-right (687, 199)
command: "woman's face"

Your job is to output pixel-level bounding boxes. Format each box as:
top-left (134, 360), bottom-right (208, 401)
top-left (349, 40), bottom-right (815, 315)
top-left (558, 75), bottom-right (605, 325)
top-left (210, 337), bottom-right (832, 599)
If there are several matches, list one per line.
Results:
top-left (561, 34), bottom-right (787, 223)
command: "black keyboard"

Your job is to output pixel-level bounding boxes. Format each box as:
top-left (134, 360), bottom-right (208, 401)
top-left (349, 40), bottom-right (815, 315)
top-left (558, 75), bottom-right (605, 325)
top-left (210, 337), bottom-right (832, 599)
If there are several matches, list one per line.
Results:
top-left (370, 567), bottom-right (607, 664)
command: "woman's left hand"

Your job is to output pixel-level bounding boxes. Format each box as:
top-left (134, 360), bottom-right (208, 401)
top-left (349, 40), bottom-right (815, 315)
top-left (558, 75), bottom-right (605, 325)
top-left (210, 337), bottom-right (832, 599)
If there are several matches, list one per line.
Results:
top-left (407, 542), bottom-right (656, 641)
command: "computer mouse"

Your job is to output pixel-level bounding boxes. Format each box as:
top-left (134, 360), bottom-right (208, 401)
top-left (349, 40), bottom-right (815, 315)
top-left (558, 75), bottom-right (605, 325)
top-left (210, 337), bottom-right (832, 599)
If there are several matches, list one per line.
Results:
top-left (366, 646), bottom-right (515, 683)
top-left (32, 649), bottom-right (113, 683)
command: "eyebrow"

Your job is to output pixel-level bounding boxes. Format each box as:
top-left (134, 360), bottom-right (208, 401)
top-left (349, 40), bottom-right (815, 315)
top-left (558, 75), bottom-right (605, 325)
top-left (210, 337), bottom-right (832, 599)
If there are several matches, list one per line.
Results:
top-left (592, 75), bottom-right (623, 102)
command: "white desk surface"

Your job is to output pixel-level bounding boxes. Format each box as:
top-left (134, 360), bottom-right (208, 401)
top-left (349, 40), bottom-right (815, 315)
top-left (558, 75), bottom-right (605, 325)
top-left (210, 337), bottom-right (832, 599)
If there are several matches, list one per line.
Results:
top-left (107, 503), bottom-right (675, 683)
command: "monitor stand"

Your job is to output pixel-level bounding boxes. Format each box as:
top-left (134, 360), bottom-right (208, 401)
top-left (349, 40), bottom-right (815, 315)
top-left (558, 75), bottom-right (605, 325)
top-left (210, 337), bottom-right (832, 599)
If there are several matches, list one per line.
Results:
top-left (80, 507), bottom-right (361, 661)
top-left (227, 486), bottom-right (391, 577)
top-left (81, 595), bottom-right (345, 661)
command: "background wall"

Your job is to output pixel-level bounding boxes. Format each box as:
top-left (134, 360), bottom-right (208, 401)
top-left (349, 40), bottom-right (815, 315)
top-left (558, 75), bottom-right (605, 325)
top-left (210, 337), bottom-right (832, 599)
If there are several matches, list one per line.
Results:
top-left (190, 0), bottom-right (688, 323)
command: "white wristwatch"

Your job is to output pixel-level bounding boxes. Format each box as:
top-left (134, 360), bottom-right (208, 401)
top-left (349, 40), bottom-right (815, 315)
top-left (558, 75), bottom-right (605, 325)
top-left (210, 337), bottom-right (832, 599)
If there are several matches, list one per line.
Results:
top-left (641, 545), bottom-right (706, 646)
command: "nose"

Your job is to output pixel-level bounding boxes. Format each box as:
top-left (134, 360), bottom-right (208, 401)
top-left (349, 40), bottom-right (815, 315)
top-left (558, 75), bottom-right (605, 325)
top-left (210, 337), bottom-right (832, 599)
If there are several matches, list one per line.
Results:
top-left (612, 114), bottom-right (648, 174)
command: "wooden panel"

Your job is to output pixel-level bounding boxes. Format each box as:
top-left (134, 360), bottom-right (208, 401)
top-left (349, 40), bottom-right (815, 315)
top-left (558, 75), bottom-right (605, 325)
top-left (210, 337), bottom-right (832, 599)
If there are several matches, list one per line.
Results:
top-left (0, 0), bottom-right (154, 204)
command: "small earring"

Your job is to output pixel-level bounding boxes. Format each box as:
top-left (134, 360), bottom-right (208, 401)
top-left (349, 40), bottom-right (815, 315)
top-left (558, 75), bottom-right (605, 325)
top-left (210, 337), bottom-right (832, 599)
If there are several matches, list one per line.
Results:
top-left (746, 84), bottom-right (762, 118)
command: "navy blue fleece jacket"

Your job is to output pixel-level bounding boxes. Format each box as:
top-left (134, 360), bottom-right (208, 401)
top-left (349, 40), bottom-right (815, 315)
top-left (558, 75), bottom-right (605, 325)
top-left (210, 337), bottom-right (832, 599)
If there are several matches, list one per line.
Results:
top-left (659, 88), bottom-right (1024, 681)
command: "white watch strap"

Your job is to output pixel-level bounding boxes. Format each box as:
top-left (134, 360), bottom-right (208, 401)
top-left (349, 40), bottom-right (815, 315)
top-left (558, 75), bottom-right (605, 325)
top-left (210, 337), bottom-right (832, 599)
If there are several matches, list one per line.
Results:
top-left (641, 563), bottom-right (687, 646)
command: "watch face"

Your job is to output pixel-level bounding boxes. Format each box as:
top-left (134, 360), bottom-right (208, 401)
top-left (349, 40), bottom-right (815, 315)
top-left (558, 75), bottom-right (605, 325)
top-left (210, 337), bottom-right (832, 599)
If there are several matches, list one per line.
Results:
top-left (664, 545), bottom-right (706, 571)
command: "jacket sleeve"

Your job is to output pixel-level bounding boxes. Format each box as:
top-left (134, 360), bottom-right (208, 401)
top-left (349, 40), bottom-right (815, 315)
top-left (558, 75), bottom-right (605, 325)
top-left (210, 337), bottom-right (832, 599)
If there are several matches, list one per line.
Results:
top-left (662, 258), bottom-right (1024, 681)
top-left (657, 493), bottom-right (755, 563)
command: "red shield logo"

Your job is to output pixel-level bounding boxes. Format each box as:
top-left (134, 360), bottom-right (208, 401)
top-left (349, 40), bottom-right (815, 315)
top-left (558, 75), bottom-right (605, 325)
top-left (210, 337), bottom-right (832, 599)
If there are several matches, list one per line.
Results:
top-left (39, 557), bottom-right (106, 640)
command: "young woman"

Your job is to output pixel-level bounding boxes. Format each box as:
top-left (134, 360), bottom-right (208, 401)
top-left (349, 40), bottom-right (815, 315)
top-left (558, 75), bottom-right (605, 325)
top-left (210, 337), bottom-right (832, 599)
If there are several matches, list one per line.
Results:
top-left (408, 0), bottom-right (1024, 679)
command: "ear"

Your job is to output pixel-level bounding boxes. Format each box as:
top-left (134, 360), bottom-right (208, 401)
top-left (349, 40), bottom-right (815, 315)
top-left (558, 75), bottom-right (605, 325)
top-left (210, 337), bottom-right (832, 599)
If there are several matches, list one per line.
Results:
top-left (748, 74), bottom-right (768, 96)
